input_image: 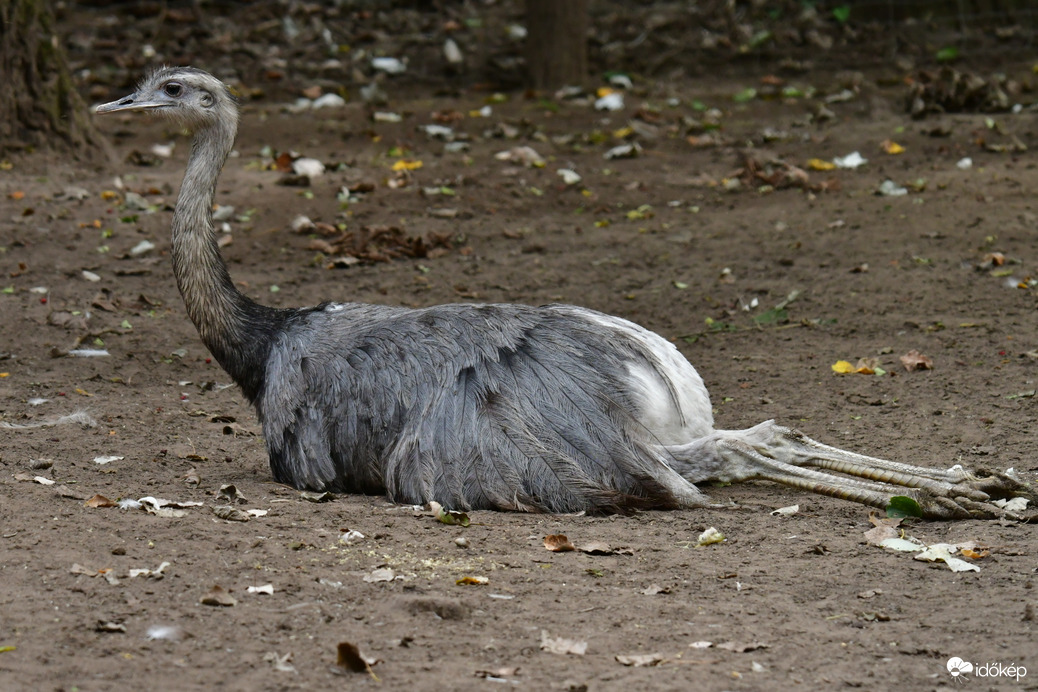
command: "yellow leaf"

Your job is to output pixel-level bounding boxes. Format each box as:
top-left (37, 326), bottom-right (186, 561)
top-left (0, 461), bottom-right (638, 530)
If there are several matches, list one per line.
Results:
top-left (831, 360), bottom-right (855, 374)
top-left (100, 190), bottom-right (119, 200)
top-left (807, 158), bottom-right (836, 171)
top-left (596, 87), bottom-right (615, 98)
top-left (456, 575), bottom-right (489, 585)
top-left (612, 126), bottom-right (634, 139)
top-left (0, 372), bottom-right (8, 378)
top-left (881, 139), bottom-right (905, 155)
top-left (391, 159), bottom-right (423, 171)
top-left (75, 388), bottom-right (93, 397)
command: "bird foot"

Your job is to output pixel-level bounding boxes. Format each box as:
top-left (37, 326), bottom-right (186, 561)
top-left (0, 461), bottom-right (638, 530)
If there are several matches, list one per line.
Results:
top-left (916, 478), bottom-right (1038, 521)
top-left (966, 467), bottom-right (1035, 499)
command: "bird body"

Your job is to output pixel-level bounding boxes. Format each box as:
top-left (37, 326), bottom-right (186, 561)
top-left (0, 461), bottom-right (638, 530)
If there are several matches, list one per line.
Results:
top-left (95, 67), bottom-right (1032, 519)
top-left (260, 300), bottom-right (713, 512)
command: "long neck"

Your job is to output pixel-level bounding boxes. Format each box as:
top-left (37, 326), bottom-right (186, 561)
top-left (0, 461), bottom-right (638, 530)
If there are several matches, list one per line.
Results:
top-left (171, 114), bottom-right (281, 400)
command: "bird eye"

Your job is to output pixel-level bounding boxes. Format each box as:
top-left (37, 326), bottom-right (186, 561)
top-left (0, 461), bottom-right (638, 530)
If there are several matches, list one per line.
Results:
top-left (164, 82), bottom-right (183, 97)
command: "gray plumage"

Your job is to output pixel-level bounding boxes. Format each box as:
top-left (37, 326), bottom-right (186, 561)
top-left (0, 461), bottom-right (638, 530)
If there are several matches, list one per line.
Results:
top-left (95, 67), bottom-right (1032, 519)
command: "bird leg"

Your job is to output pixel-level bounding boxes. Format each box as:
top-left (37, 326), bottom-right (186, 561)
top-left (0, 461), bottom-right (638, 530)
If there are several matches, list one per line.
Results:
top-left (673, 420), bottom-right (1035, 520)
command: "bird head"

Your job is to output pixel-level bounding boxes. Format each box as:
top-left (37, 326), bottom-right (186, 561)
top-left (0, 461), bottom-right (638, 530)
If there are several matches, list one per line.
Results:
top-left (94, 66), bottom-right (238, 130)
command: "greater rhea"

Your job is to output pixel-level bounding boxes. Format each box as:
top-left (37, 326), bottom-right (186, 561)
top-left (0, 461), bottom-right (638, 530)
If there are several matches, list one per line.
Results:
top-left (94, 67), bottom-right (1030, 519)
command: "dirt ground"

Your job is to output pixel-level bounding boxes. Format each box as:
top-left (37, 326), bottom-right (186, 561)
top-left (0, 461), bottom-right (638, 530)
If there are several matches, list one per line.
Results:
top-left (3, 17), bottom-right (1038, 692)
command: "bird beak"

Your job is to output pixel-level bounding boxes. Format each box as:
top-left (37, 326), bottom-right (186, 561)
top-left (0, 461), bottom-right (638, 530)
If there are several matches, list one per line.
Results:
top-left (93, 92), bottom-right (166, 115)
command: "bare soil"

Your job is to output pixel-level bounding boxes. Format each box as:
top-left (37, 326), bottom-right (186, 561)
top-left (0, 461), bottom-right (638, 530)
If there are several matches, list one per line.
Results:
top-left (2, 62), bottom-right (1038, 691)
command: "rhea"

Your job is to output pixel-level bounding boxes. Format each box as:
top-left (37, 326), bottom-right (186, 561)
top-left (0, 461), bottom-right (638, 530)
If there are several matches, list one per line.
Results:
top-left (95, 67), bottom-right (1028, 519)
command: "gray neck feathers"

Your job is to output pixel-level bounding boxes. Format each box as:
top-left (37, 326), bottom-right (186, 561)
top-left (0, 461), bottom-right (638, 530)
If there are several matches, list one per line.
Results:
top-left (170, 103), bottom-right (274, 387)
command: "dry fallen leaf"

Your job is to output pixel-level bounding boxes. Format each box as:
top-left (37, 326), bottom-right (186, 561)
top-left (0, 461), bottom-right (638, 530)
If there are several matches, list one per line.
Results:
top-left (961, 547), bottom-right (990, 560)
top-left (716, 641), bottom-right (769, 653)
top-left (807, 158), bottom-right (836, 171)
top-left (212, 505), bottom-right (250, 522)
top-left (831, 360), bottom-right (855, 374)
top-left (427, 500), bottom-right (470, 526)
top-left (200, 584), bottom-right (236, 607)
top-left (854, 357), bottom-right (882, 375)
top-left (70, 563), bottom-right (98, 576)
top-left (881, 139), bottom-right (905, 154)
top-left (363, 568), bottom-right (396, 583)
top-left (913, 543), bottom-right (980, 572)
top-left (391, 159), bottom-right (423, 171)
top-left (544, 534), bottom-right (576, 552)
top-left (247, 584), bottom-right (275, 595)
top-left (579, 541), bottom-right (630, 555)
top-left (84, 494), bottom-right (118, 508)
top-left (129, 561), bottom-right (170, 579)
top-left (264, 651), bottom-right (297, 674)
top-left (695, 527), bottom-right (725, 547)
top-left (641, 584), bottom-right (671, 595)
top-left (95, 620), bottom-right (126, 633)
top-left (863, 513), bottom-right (904, 546)
top-left (900, 349), bottom-right (933, 371)
top-left (216, 484), bottom-right (246, 504)
top-left (540, 630), bottom-right (587, 656)
top-left (475, 667), bottom-right (520, 679)
top-left (455, 575), bottom-right (489, 586)
top-left (336, 641), bottom-right (380, 679)
top-left (615, 653), bottom-right (664, 667)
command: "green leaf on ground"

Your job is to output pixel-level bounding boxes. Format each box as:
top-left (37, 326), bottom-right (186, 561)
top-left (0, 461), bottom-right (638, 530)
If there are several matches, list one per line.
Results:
top-left (886, 496), bottom-right (923, 518)
top-left (753, 307), bottom-right (788, 325)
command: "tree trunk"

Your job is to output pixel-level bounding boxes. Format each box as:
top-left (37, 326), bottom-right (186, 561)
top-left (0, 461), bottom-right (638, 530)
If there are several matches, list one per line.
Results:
top-left (524, 0), bottom-right (589, 90)
top-left (0, 0), bottom-right (102, 157)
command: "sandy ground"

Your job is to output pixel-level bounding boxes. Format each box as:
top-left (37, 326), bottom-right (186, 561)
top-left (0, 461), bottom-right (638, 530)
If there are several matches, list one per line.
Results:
top-left (1, 57), bottom-right (1037, 690)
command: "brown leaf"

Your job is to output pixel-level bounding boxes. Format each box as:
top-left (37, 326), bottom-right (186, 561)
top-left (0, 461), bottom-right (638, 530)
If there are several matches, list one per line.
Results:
top-left (900, 349), bottom-right (933, 371)
top-left (854, 357), bottom-right (882, 374)
top-left (864, 513), bottom-right (904, 546)
top-left (216, 484), bottom-right (246, 504)
top-left (85, 494), bottom-right (117, 508)
top-left (578, 541), bottom-right (619, 555)
top-left (212, 505), bottom-right (250, 522)
top-left (336, 641), bottom-right (380, 678)
top-left (200, 585), bottom-right (236, 607)
top-left (544, 534), bottom-right (576, 552)
top-left (864, 524), bottom-right (899, 546)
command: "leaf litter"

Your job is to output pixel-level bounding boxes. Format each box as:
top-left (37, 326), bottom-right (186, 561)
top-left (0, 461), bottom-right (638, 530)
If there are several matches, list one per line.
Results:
top-left (335, 641), bottom-right (380, 680)
top-left (539, 630), bottom-right (587, 656)
top-left (200, 585), bottom-right (236, 607)
top-left (864, 513), bottom-right (988, 572)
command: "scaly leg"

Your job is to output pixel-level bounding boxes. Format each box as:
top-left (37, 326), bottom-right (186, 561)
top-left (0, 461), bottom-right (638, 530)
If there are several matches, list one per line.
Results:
top-left (667, 421), bottom-right (1035, 520)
